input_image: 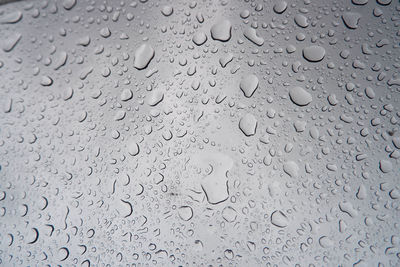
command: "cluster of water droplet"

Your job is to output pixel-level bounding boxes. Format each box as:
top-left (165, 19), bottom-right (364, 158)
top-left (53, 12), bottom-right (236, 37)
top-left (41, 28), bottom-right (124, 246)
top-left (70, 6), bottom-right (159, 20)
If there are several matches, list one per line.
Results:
top-left (0, 0), bottom-right (399, 266)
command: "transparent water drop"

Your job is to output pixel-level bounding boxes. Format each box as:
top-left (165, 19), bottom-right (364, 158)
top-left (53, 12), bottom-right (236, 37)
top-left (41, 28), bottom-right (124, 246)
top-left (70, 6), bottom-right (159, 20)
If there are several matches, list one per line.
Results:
top-left (133, 43), bottom-right (155, 70)
top-left (289, 86), bottom-right (312, 106)
top-left (302, 46), bottom-right (326, 62)
top-left (271, 210), bottom-right (289, 228)
top-left (210, 19), bottom-right (232, 42)
top-left (239, 113), bottom-right (257, 136)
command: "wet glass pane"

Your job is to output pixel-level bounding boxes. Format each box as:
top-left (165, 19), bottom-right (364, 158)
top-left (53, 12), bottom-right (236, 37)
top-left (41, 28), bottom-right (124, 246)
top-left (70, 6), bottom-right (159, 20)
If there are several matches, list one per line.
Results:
top-left (0, 0), bottom-right (399, 266)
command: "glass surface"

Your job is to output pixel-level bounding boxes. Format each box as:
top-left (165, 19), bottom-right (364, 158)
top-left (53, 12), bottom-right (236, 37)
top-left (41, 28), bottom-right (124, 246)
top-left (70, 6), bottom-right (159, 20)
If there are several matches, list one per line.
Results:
top-left (0, 0), bottom-right (399, 266)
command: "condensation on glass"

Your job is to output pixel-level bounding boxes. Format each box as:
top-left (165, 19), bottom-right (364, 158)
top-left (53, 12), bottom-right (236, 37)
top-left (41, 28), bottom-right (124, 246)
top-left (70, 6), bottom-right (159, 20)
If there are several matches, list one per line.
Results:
top-left (0, 0), bottom-right (399, 266)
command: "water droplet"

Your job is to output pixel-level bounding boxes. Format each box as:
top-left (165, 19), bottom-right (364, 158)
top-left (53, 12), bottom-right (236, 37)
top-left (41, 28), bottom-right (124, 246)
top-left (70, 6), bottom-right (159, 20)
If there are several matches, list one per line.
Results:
top-left (289, 86), bottom-right (312, 106)
top-left (63, 0), bottom-right (76, 10)
top-left (239, 74), bottom-right (259, 98)
top-left (239, 113), bottom-right (257, 136)
top-left (271, 210), bottom-right (289, 228)
top-left (342, 12), bottom-right (361, 29)
top-left (133, 43), bottom-right (155, 70)
top-left (283, 161), bottom-right (299, 177)
top-left (210, 19), bottom-right (232, 42)
top-left (294, 14), bottom-right (309, 28)
top-left (127, 141), bottom-right (140, 156)
top-left (303, 46), bottom-right (326, 62)
top-left (161, 6), bottom-right (173, 17)
top-left (379, 160), bottom-right (392, 173)
top-left (178, 206), bottom-right (193, 221)
top-left (192, 31), bottom-right (208, 46)
top-left (273, 1), bottom-right (287, 14)
top-left (243, 27), bottom-right (264, 46)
